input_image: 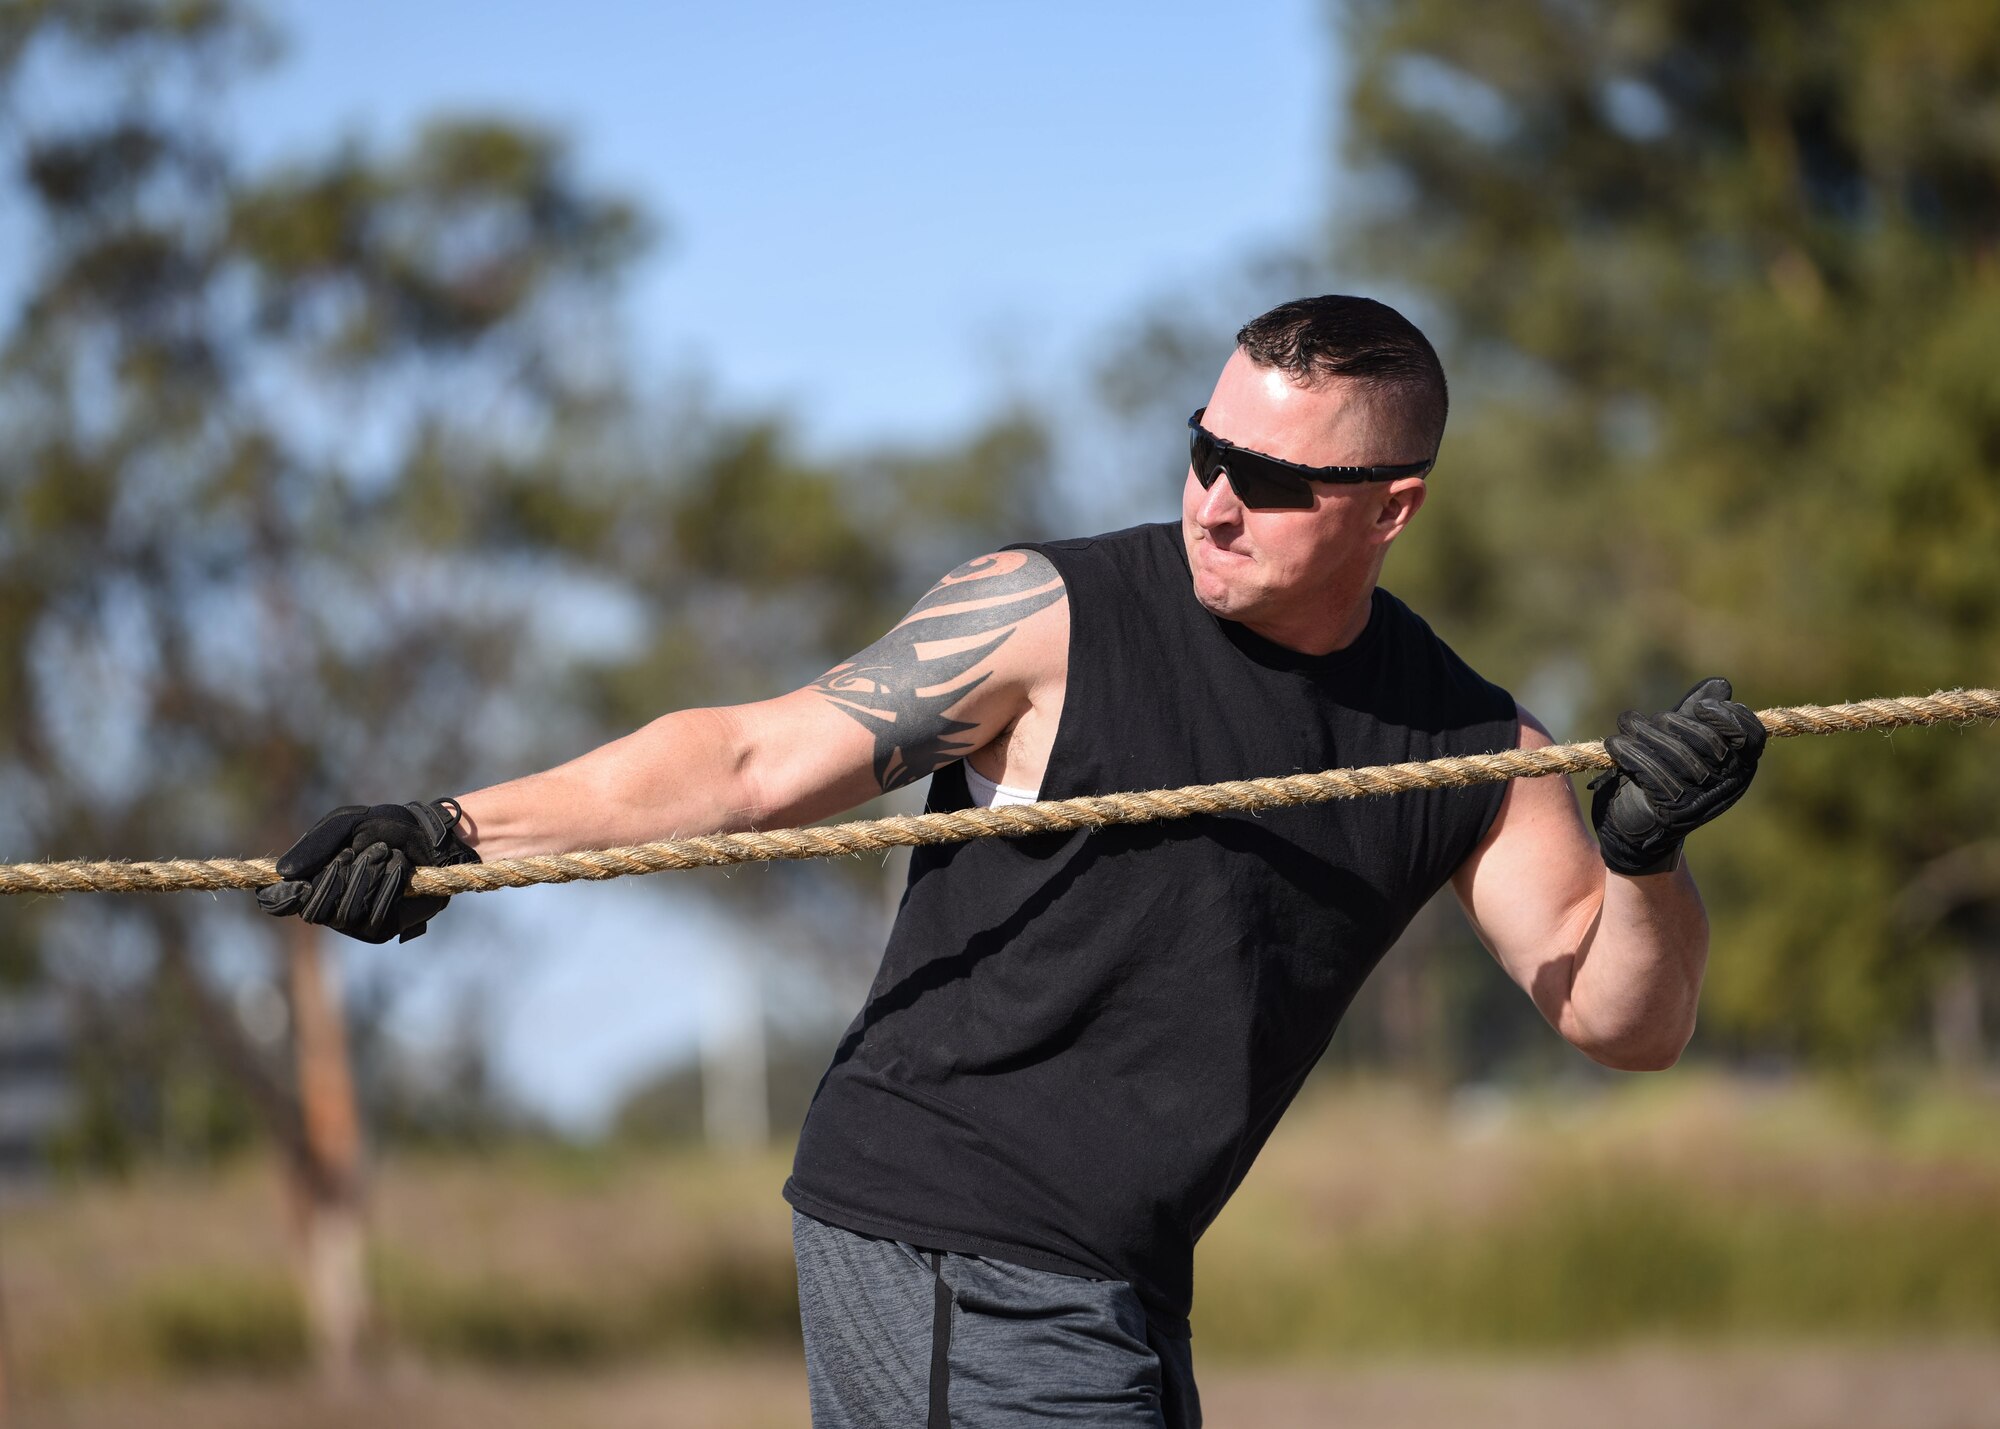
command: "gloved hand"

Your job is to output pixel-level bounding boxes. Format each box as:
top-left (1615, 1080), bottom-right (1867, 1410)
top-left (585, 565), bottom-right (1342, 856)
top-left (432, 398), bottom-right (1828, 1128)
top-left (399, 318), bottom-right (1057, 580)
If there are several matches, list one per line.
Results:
top-left (1589, 678), bottom-right (1765, 876)
top-left (257, 798), bottom-right (479, 944)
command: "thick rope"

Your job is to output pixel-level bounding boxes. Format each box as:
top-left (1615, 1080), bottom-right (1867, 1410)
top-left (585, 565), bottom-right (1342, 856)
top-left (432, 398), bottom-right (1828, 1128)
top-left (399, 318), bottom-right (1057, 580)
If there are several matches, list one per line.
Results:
top-left (3, 689), bottom-right (1995, 899)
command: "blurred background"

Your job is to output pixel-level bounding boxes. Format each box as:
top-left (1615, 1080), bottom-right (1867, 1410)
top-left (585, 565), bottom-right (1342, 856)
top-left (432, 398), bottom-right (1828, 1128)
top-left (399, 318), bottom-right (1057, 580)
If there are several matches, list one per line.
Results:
top-left (1, 1), bottom-right (1997, 1425)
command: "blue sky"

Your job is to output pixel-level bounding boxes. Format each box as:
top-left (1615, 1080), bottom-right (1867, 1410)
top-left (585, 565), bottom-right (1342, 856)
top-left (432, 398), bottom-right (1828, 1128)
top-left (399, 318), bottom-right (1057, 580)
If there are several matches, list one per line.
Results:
top-left (238, 0), bottom-right (1335, 451)
top-left (232, 0), bottom-right (1342, 1128)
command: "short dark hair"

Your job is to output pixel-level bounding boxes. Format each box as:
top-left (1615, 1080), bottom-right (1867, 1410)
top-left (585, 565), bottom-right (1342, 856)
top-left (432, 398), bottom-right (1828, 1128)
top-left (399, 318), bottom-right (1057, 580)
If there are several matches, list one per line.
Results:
top-left (1235, 295), bottom-right (1448, 457)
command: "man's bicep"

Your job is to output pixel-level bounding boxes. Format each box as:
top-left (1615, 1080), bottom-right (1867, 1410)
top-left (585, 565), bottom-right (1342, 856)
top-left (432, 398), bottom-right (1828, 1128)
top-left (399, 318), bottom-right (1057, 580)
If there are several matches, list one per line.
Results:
top-left (732, 550), bottom-right (1068, 824)
top-left (1450, 705), bottom-right (1607, 1023)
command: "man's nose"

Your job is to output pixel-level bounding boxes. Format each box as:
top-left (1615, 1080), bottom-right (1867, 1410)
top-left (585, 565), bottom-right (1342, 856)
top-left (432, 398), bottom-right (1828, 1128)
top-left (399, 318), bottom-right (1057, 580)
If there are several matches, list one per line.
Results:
top-left (1193, 469), bottom-right (1244, 527)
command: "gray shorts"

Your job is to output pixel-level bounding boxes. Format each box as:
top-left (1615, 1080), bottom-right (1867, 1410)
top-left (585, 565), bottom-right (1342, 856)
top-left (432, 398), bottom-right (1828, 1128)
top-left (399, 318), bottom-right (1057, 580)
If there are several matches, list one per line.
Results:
top-left (792, 1210), bottom-right (1201, 1428)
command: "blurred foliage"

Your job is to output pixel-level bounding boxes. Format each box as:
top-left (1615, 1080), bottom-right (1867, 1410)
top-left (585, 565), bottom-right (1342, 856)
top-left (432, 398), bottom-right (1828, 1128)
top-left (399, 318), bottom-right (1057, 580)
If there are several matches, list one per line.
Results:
top-left (1203, 1174), bottom-right (2000, 1354)
top-left (1195, 1074), bottom-right (2000, 1354)
top-left (127, 1273), bottom-right (309, 1375)
top-left (1332, 0), bottom-right (2000, 1062)
top-left (0, 0), bottom-right (1055, 1177)
top-left (1094, 3), bottom-right (2000, 1070)
top-left (375, 1236), bottom-right (801, 1366)
top-left (34, 1271), bottom-right (309, 1386)
top-left (0, 0), bottom-right (649, 1173)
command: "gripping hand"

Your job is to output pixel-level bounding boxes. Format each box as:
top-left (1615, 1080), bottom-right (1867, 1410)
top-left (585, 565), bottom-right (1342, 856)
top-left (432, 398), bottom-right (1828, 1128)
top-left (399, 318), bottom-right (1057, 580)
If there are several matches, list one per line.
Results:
top-left (257, 798), bottom-right (479, 944)
top-left (1589, 678), bottom-right (1765, 877)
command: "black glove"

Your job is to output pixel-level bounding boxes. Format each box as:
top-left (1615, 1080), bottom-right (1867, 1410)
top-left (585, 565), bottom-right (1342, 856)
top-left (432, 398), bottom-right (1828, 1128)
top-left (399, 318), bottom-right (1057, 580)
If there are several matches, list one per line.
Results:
top-left (1589, 678), bottom-right (1765, 877)
top-left (257, 798), bottom-right (479, 944)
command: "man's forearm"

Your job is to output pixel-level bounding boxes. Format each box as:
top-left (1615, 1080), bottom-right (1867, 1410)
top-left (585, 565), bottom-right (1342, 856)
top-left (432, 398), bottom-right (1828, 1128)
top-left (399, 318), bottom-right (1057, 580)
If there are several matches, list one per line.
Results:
top-left (450, 707), bottom-right (757, 863)
top-left (1564, 864), bottom-right (1710, 1070)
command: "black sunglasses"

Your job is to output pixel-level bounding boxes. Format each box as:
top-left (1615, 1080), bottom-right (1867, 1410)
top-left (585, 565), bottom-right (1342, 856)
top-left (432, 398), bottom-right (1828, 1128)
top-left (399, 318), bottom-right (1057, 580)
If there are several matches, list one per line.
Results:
top-left (1187, 408), bottom-right (1434, 510)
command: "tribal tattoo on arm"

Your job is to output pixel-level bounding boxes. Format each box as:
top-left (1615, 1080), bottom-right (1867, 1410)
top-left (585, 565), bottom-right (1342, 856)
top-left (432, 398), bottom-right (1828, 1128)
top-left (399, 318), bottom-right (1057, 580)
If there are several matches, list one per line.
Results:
top-left (811, 550), bottom-right (1066, 792)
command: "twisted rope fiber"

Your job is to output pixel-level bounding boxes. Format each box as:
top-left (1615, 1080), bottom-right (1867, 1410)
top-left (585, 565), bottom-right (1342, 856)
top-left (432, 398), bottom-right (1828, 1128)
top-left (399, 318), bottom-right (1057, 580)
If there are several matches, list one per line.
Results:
top-left (4, 690), bottom-right (1996, 899)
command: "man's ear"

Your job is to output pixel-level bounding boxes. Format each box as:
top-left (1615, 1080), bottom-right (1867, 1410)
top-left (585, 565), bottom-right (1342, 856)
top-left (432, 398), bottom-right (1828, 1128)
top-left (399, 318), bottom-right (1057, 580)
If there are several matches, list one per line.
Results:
top-left (1372, 477), bottom-right (1428, 545)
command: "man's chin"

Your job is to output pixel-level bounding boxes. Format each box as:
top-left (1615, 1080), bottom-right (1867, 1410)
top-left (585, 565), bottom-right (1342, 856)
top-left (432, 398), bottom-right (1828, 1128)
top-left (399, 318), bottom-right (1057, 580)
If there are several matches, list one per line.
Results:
top-left (1190, 569), bottom-right (1258, 621)
top-left (1186, 532), bottom-right (1265, 613)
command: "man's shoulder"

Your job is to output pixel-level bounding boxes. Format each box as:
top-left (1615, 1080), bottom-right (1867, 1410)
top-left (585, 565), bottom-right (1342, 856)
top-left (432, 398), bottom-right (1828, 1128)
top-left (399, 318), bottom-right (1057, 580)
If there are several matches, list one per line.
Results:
top-left (1372, 585), bottom-right (1473, 661)
top-left (1006, 521), bottom-right (1175, 559)
top-left (1006, 522), bottom-right (1181, 588)
top-left (1003, 524), bottom-right (1185, 647)
top-left (1372, 586), bottom-right (1517, 726)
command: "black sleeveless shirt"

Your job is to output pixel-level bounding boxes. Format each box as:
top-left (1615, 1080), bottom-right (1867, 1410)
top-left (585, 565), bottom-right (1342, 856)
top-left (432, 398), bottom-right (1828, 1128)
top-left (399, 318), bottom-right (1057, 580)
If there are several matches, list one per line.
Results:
top-left (785, 523), bottom-right (1517, 1336)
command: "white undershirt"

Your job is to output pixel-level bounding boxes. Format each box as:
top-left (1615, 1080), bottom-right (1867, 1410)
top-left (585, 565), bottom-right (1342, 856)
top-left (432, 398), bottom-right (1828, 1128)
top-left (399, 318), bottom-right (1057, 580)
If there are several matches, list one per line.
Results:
top-left (963, 761), bottom-right (1041, 808)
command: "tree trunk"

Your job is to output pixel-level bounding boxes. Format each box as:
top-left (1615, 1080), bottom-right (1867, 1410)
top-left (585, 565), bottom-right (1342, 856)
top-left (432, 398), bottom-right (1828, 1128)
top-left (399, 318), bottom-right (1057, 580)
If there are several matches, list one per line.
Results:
top-left (702, 950), bottom-right (769, 1153)
top-left (1931, 953), bottom-right (1986, 1079)
top-left (285, 920), bottom-right (369, 1385)
top-left (0, 1228), bottom-right (12, 1427)
top-left (1894, 842), bottom-right (2000, 1079)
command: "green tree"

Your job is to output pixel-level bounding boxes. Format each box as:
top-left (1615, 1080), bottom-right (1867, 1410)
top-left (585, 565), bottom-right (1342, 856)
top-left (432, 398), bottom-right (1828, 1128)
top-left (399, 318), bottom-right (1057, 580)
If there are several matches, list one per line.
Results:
top-left (0, 0), bottom-right (1056, 1376)
top-left (0, 0), bottom-right (652, 1376)
top-left (1334, 0), bottom-right (2000, 1060)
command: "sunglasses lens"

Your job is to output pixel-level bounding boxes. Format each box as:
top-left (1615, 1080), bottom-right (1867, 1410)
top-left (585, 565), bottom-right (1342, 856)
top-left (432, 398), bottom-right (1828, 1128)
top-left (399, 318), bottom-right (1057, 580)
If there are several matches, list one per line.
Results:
top-left (1227, 460), bottom-right (1313, 509)
top-left (1190, 428), bottom-right (1217, 484)
top-left (1187, 416), bottom-right (1315, 509)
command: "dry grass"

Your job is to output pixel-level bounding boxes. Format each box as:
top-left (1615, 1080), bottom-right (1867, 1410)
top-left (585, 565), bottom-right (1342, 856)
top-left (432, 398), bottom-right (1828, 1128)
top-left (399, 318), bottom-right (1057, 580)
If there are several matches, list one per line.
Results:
top-left (1193, 1074), bottom-right (2000, 1353)
top-left (4, 1073), bottom-right (1998, 1395)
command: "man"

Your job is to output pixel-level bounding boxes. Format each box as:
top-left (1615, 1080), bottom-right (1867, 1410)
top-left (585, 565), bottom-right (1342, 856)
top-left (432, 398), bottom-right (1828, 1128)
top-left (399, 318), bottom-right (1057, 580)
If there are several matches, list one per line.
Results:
top-left (260, 296), bottom-right (1763, 1427)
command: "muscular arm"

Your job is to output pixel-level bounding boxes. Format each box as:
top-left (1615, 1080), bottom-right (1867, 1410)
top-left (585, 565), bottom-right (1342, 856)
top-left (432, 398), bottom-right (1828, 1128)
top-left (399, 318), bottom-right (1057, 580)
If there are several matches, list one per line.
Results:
top-left (453, 550), bottom-right (1069, 862)
top-left (1450, 705), bottom-right (1709, 1071)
